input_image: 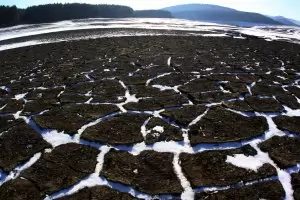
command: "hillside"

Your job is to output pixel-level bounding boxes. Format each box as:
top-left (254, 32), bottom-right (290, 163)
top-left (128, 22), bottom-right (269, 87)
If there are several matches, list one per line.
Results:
top-left (0, 4), bottom-right (174, 27)
top-left (271, 16), bottom-right (299, 26)
top-left (290, 18), bottom-right (300, 26)
top-left (0, 4), bottom-right (134, 27)
top-left (134, 10), bottom-right (172, 18)
top-left (163, 4), bottom-right (282, 26)
top-left (163, 4), bottom-right (236, 12)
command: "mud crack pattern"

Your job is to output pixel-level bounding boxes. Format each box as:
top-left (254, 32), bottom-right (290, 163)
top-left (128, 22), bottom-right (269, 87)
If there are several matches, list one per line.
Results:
top-left (0, 35), bottom-right (300, 200)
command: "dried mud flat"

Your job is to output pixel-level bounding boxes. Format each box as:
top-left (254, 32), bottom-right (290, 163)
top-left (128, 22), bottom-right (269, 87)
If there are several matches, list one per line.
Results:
top-left (0, 34), bottom-right (300, 200)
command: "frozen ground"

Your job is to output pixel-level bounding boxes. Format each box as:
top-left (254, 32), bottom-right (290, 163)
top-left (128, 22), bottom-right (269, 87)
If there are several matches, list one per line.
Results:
top-left (0, 19), bottom-right (300, 200)
top-left (0, 18), bottom-right (300, 51)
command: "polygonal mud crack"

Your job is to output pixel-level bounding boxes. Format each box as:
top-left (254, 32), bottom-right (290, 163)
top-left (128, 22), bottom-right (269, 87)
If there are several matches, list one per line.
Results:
top-left (57, 186), bottom-right (138, 200)
top-left (252, 84), bottom-right (285, 96)
top-left (161, 105), bottom-right (207, 127)
top-left (180, 146), bottom-right (276, 187)
top-left (195, 180), bottom-right (284, 200)
top-left (91, 80), bottom-right (126, 103)
top-left (125, 88), bottom-right (189, 111)
top-left (0, 178), bottom-right (40, 200)
top-left (179, 79), bottom-right (219, 94)
top-left (101, 149), bottom-right (183, 195)
top-left (286, 86), bottom-right (300, 98)
top-left (21, 143), bottom-right (99, 195)
top-left (81, 113), bottom-right (149, 145)
top-left (223, 100), bottom-right (253, 112)
top-left (34, 104), bottom-right (119, 134)
top-left (1, 34), bottom-right (300, 200)
top-left (189, 107), bottom-right (268, 144)
top-left (273, 116), bottom-right (300, 133)
top-left (26, 88), bottom-right (63, 100)
top-left (244, 96), bottom-right (282, 112)
top-left (292, 173), bottom-right (300, 200)
top-left (0, 99), bottom-right (23, 114)
top-left (276, 94), bottom-right (300, 109)
top-left (59, 93), bottom-right (90, 103)
top-left (259, 136), bottom-right (300, 168)
top-left (145, 117), bottom-right (182, 144)
top-left (0, 120), bottom-right (50, 172)
top-left (23, 99), bottom-right (59, 116)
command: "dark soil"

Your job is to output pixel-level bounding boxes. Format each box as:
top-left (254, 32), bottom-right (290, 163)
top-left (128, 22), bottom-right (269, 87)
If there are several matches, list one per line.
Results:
top-left (259, 136), bottom-right (300, 168)
top-left (20, 143), bottom-right (99, 196)
top-left (292, 173), bottom-right (300, 200)
top-left (0, 32), bottom-right (300, 199)
top-left (189, 106), bottom-right (268, 144)
top-left (180, 146), bottom-right (276, 187)
top-left (273, 116), bottom-right (300, 133)
top-left (101, 149), bottom-right (183, 195)
top-left (58, 186), bottom-right (138, 200)
top-left (195, 180), bottom-right (284, 200)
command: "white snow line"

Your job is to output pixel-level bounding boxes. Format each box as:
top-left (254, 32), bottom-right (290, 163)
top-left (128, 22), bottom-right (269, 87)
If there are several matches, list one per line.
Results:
top-left (84, 90), bottom-right (92, 97)
top-left (0, 152), bottom-right (41, 186)
top-left (0, 104), bottom-right (7, 111)
top-left (84, 74), bottom-right (95, 82)
top-left (14, 92), bottom-right (28, 100)
top-left (188, 108), bottom-right (209, 126)
top-left (279, 60), bottom-right (286, 71)
top-left (146, 72), bottom-right (172, 86)
top-left (152, 84), bottom-right (180, 93)
top-left (57, 90), bottom-right (65, 98)
top-left (286, 163), bottom-right (300, 174)
top-left (13, 110), bottom-right (23, 119)
top-left (226, 143), bottom-right (294, 200)
top-left (167, 57), bottom-right (172, 67)
top-left (85, 97), bottom-right (93, 104)
top-left (0, 86), bottom-right (11, 92)
top-left (226, 108), bottom-right (255, 117)
top-left (226, 153), bottom-right (267, 172)
top-left (173, 153), bottom-right (194, 200)
top-left (44, 174), bottom-right (167, 200)
top-left (246, 82), bottom-right (256, 95)
top-left (283, 105), bottom-right (300, 117)
top-left (95, 146), bottom-right (111, 175)
top-left (140, 117), bottom-right (152, 139)
top-left (118, 79), bottom-right (127, 90)
top-left (181, 128), bottom-right (194, 153)
top-left (20, 116), bottom-right (75, 147)
top-left (219, 85), bottom-right (231, 93)
top-left (74, 111), bottom-right (121, 142)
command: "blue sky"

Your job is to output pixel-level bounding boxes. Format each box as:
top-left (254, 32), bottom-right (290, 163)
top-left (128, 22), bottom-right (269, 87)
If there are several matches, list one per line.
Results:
top-left (2, 0), bottom-right (300, 20)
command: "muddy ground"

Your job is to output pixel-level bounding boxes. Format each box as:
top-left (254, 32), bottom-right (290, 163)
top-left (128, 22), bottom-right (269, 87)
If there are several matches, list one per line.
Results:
top-left (0, 33), bottom-right (300, 199)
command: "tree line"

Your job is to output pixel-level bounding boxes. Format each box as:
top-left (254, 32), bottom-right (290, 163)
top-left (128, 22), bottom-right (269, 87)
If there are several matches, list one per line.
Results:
top-left (0, 4), bottom-right (173, 27)
top-left (0, 6), bottom-right (20, 27)
top-left (134, 10), bottom-right (173, 18)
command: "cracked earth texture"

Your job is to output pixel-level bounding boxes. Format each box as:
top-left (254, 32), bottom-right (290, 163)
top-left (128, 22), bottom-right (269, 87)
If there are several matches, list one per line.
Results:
top-left (0, 35), bottom-right (300, 200)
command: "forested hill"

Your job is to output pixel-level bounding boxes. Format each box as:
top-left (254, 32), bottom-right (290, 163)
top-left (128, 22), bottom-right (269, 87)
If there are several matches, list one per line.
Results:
top-left (134, 10), bottom-right (173, 18)
top-left (0, 4), bottom-right (173, 27)
top-left (0, 6), bottom-right (20, 27)
top-left (163, 4), bottom-right (283, 26)
top-left (22, 4), bottom-right (134, 23)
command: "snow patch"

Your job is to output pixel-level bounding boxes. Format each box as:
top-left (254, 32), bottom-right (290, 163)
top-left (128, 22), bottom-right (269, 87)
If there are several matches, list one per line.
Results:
top-left (152, 126), bottom-right (164, 133)
top-left (173, 154), bottom-right (194, 200)
top-left (42, 130), bottom-right (75, 147)
top-left (189, 109), bottom-right (209, 126)
top-left (14, 92), bottom-right (28, 100)
top-left (226, 154), bottom-right (267, 172)
top-left (0, 153), bottom-right (41, 185)
top-left (167, 57), bottom-right (172, 67)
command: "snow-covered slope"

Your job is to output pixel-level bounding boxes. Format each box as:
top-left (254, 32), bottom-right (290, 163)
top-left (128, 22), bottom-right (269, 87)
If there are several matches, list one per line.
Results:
top-left (0, 18), bottom-right (299, 51)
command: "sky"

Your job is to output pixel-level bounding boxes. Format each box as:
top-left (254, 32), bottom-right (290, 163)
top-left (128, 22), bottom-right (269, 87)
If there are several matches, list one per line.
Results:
top-left (1, 0), bottom-right (300, 20)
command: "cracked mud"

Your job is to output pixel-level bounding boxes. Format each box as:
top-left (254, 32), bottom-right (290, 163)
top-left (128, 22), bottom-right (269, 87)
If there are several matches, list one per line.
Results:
top-left (0, 35), bottom-right (300, 200)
